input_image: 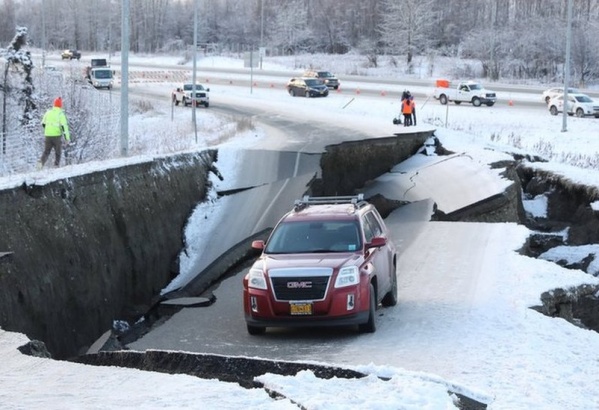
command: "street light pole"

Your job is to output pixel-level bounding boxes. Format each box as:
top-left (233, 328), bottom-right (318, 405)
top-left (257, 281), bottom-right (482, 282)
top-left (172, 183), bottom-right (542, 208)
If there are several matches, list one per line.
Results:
top-left (41, 1), bottom-right (46, 67)
top-left (120, 0), bottom-right (130, 156)
top-left (192, 0), bottom-right (198, 140)
top-left (561, 0), bottom-right (573, 133)
top-left (260, 0), bottom-right (264, 69)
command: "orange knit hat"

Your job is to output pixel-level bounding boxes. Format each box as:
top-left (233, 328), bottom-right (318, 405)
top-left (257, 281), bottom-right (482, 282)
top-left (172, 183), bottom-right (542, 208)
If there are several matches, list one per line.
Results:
top-left (53, 97), bottom-right (62, 108)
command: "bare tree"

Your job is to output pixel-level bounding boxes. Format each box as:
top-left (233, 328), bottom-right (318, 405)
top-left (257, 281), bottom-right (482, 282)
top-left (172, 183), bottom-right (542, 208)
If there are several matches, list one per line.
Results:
top-left (3, 0), bottom-right (599, 83)
top-left (269, 0), bottom-right (312, 53)
top-left (379, 0), bottom-right (436, 71)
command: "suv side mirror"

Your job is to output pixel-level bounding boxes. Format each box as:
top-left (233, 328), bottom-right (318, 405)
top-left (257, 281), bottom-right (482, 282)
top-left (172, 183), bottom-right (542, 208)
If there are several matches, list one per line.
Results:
top-left (367, 237), bottom-right (387, 248)
top-left (252, 240), bottom-right (265, 250)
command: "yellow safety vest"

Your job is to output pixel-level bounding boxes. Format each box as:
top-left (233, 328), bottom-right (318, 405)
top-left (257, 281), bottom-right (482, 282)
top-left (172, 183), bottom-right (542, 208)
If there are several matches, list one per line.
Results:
top-left (42, 107), bottom-right (70, 141)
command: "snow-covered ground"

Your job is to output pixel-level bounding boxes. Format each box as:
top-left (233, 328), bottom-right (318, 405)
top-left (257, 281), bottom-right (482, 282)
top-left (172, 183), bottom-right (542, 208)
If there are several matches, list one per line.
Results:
top-left (1, 53), bottom-right (599, 409)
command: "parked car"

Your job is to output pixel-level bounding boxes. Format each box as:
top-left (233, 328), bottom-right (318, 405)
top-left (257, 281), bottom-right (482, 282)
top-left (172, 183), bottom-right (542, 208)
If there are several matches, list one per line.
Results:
top-left (433, 80), bottom-right (496, 107)
top-left (243, 194), bottom-right (398, 335)
top-left (548, 93), bottom-right (599, 118)
top-left (303, 70), bottom-right (340, 90)
top-left (61, 49), bottom-right (81, 60)
top-left (542, 87), bottom-right (580, 104)
top-left (286, 77), bottom-right (329, 97)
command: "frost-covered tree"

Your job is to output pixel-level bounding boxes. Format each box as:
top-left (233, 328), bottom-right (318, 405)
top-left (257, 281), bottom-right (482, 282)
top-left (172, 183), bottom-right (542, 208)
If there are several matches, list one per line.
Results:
top-left (379, 0), bottom-right (436, 71)
top-left (1, 26), bottom-right (36, 155)
top-left (268, 1), bottom-right (313, 53)
top-left (570, 21), bottom-right (599, 86)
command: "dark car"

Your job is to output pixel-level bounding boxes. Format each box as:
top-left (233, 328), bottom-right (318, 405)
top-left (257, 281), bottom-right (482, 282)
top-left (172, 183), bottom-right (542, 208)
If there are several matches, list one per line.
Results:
top-left (61, 49), bottom-right (81, 60)
top-left (287, 77), bottom-right (329, 98)
top-left (243, 194), bottom-right (398, 335)
top-left (303, 70), bottom-right (340, 90)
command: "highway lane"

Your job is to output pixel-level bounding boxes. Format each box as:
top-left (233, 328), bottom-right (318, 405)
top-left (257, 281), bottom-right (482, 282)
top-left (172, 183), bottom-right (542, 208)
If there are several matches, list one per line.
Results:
top-left (46, 53), bottom-right (599, 108)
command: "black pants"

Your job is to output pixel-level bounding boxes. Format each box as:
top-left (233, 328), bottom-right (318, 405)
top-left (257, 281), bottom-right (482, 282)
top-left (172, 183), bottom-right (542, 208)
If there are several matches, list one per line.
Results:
top-left (403, 114), bottom-right (412, 126)
top-left (41, 136), bottom-right (63, 166)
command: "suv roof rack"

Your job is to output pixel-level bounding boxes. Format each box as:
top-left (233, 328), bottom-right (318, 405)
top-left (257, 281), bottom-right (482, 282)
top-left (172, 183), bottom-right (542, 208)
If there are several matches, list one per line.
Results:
top-left (293, 194), bottom-right (366, 211)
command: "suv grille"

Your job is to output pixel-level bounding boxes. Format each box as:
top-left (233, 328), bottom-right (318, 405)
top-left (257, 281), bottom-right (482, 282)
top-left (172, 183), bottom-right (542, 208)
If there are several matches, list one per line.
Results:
top-left (268, 267), bottom-right (332, 301)
top-left (271, 275), bottom-right (330, 301)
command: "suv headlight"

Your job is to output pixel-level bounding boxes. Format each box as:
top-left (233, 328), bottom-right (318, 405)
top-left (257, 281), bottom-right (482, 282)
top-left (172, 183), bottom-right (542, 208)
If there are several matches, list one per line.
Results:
top-left (335, 266), bottom-right (359, 288)
top-left (248, 268), bottom-right (267, 290)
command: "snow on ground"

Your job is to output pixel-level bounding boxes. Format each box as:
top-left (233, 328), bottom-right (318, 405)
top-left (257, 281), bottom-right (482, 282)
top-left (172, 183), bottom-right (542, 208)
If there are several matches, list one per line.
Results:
top-left (2, 53), bottom-right (599, 409)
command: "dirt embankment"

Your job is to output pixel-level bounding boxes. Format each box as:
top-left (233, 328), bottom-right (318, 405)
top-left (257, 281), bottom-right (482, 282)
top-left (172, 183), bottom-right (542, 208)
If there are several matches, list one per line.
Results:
top-left (0, 151), bottom-right (215, 359)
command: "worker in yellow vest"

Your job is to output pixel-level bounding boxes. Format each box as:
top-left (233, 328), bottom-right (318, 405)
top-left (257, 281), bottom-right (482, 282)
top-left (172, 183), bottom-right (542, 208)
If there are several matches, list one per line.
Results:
top-left (39, 97), bottom-right (70, 169)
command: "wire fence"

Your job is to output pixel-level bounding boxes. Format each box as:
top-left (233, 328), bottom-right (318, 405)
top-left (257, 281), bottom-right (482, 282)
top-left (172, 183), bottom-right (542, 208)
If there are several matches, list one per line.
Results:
top-left (0, 114), bottom-right (122, 177)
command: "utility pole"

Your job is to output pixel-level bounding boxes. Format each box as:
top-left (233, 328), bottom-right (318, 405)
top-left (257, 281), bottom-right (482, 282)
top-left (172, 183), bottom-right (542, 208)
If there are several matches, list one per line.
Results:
top-left (260, 0), bottom-right (264, 69)
top-left (192, 0), bottom-right (198, 143)
top-left (562, 0), bottom-right (573, 133)
top-left (41, 0), bottom-right (46, 67)
top-left (120, 0), bottom-right (129, 156)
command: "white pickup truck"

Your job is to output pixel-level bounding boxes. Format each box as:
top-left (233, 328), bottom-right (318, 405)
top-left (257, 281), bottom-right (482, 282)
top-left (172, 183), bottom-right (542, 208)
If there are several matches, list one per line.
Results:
top-left (172, 83), bottom-right (210, 107)
top-left (433, 80), bottom-right (497, 107)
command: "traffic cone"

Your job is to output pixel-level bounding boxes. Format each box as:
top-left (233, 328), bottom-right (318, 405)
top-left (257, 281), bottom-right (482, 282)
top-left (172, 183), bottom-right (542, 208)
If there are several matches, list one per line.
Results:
top-left (381, 90), bottom-right (387, 96)
top-left (508, 100), bottom-right (514, 106)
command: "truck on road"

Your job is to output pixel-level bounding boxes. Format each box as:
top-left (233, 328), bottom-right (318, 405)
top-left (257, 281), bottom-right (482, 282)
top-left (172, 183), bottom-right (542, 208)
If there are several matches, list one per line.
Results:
top-left (433, 80), bottom-right (497, 107)
top-left (172, 83), bottom-right (210, 107)
top-left (85, 59), bottom-right (114, 90)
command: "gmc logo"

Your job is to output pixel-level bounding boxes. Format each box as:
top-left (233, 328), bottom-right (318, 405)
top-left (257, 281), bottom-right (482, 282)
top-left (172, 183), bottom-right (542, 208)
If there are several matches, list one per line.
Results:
top-left (287, 281), bottom-right (312, 289)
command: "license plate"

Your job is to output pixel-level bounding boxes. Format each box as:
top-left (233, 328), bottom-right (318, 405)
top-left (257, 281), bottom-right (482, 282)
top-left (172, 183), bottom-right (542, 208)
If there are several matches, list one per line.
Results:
top-left (290, 302), bottom-right (312, 315)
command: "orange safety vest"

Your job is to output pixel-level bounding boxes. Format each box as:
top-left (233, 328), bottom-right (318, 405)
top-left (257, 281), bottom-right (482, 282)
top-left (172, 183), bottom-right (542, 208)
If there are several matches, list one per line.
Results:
top-left (402, 100), bottom-right (413, 114)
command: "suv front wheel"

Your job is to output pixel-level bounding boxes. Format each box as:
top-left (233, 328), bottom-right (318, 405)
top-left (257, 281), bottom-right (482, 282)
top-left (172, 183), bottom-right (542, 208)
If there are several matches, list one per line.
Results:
top-left (381, 268), bottom-right (398, 307)
top-left (358, 283), bottom-right (377, 333)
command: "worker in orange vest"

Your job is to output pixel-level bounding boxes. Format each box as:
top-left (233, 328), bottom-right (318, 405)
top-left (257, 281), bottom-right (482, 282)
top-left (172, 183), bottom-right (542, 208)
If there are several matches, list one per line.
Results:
top-left (401, 96), bottom-right (413, 126)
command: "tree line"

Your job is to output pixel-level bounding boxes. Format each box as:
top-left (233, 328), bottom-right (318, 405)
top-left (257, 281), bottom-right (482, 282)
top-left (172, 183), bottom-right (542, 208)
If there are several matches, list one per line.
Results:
top-left (1, 0), bottom-right (599, 84)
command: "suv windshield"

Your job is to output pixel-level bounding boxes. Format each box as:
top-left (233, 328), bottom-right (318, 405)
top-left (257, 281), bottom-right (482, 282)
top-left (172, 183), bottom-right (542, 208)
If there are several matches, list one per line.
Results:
top-left (574, 95), bottom-right (593, 103)
top-left (318, 72), bottom-right (334, 78)
top-left (265, 221), bottom-right (361, 253)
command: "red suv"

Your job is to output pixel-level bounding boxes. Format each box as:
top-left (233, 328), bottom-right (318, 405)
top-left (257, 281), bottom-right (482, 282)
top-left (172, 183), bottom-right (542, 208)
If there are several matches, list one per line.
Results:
top-left (243, 195), bottom-right (397, 335)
